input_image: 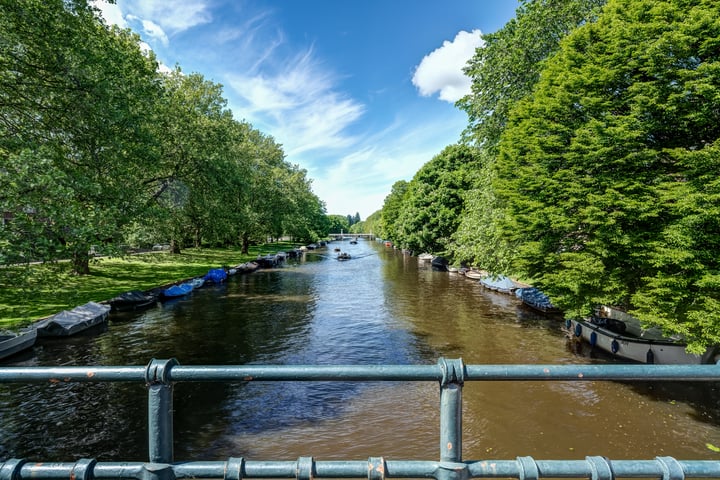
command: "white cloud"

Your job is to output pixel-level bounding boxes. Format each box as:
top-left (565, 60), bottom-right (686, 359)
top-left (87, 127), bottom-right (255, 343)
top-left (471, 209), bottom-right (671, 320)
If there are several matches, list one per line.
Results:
top-left (92, 1), bottom-right (128, 28)
top-left (120, 0), bottom-right (212, 35)
top-left (412, 29), bottom-right (484, 103)
top-left (306, 112), bottom-right (466, 218)
top-left (127, 15), bottom-right (169, 46)
top-left (225, 47), bottom-right (365, 160)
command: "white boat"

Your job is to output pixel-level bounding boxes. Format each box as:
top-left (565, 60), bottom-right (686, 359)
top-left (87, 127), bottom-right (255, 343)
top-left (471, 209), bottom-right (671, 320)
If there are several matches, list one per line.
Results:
top-left (33, 301), bottom-right (111, 337)
top-left (464, 270), bottom-right (484, 280)
top-left (480, 274), bottom-right (517, 293)
top-left (567, 307), bottom-right (720, 364)
top-left (0, 328), bottom-right (37, 361)
top-left (417, 253), bottom-right (433, 262)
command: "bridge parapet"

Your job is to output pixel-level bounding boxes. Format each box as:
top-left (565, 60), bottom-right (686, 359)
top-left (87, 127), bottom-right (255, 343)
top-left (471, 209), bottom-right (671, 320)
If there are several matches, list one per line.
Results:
top-left (0, 359), bottom-right (718, 479)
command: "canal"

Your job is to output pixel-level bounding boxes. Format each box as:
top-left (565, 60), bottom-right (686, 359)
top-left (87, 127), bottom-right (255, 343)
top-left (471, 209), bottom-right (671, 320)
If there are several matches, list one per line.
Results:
top-left (0, 239), bottom-right (718, 462)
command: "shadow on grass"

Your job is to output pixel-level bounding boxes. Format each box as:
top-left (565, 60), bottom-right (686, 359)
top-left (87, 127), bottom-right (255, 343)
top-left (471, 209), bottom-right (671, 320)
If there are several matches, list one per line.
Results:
top-left (0, 243), bottom-right (299, 327)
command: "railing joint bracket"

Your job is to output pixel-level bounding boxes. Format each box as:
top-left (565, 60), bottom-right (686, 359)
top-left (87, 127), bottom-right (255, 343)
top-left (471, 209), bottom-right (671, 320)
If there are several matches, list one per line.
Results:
top-left (438, 358), bottom-right (465, 386)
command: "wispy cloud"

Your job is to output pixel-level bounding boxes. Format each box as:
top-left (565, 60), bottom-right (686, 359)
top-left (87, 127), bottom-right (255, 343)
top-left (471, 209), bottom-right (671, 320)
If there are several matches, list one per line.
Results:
top-left (127, 15), bottom-right (169, 46)
top-left (93, 0), bottom-right (469, 217)
top-left (412, 29), bottom-right (484, 103)
top-left (121, 0), bottom-right (213, 35)
top-left (309, 112), bottom-right (465, 217)
top-left (225, 45), bottom-right (365, 162)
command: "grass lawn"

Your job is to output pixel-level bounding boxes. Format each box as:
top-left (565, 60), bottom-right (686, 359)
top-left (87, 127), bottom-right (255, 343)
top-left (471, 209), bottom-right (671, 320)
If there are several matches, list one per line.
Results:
top-left (0, 242), bottom-right (296, 329)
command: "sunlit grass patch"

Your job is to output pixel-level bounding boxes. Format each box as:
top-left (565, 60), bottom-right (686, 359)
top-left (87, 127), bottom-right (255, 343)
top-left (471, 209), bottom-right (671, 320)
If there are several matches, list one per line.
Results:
top-left (0, 242), bottom-right (297, 328)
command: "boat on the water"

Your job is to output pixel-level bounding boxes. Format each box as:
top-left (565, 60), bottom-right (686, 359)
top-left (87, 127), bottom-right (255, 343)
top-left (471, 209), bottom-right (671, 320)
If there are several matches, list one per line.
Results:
top-left (0, 328), bottom-right (37, 361)
top-left (480, 274), bottom-right (517, 294)
top-left (256, 254), bottom-right (284, 268)
top-left (108, 290), bottom-right (158, 312)
top-left (161, 282), bottom-right (194, 299)
top-left (233, 261), bottom-right (259, 274)
top-left (518, 287), bottom-right (561, 314)
top-left (203, 268), bottom-right (227, 283)
top-left (464, 269), bottom-right (484, 280)
top-left (431, 256), bottom-right (449, 271)
top-left (567, 307), bottom-right (720, 364)
top-left (417, 253), bottom-right (433, 262)
top-left (337, 252), bottom-right (351, 260)
top-left (33, 301), bottom-right (111, 337)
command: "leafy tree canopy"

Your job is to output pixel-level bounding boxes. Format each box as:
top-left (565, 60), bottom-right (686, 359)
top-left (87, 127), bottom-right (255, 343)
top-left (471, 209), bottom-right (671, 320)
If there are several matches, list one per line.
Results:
top-left (393, 144), bottom-right (480, 254)
top-left (495, 0), bottom-right (720, 352)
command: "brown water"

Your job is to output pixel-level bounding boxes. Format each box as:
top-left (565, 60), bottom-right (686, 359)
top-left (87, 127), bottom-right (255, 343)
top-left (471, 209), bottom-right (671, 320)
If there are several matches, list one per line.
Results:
top-left (0, 239), bottom-right (718, 462)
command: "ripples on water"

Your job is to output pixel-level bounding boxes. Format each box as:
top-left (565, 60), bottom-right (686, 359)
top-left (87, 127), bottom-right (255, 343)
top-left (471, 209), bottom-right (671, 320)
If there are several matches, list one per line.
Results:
top-left (0, 240), bottom-right (718, 462)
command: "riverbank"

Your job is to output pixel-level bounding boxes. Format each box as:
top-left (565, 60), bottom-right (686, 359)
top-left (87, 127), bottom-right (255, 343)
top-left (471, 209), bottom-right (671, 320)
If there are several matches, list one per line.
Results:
top-left (0, 242), bottom-right (296, 329)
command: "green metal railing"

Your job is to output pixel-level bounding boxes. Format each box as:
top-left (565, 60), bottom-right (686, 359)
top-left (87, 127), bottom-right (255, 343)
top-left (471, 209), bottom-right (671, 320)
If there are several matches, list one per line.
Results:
top-left (1, 358), bottom-right (719, 479)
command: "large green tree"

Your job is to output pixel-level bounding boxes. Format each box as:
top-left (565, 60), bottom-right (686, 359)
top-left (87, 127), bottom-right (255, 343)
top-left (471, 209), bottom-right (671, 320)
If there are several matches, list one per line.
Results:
top-left (378, 180), bottom-right (408, 242)
top-left (459, 0), bottom-right (606, 150)
top-left (452, 0), bottom-right (605, 273)
top-left (0, 0), bottom-right (161, 273)
top-left (496, 0), bottom-right (720, 352)
top-left (394, 144), bottom-right (479, 254)
top-left (149, 70), bottom-right (238, 253)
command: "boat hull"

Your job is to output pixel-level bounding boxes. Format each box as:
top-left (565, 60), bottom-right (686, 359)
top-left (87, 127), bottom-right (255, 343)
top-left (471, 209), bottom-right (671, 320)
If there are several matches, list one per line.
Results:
top-left (0, 329), bottom-right (37, 360)
top-left (34, 302), bottom-right (111, 337)
top-left (109, 290), bottom-right (157, 312)
top-left (567, 318), bottom-right (711, 364)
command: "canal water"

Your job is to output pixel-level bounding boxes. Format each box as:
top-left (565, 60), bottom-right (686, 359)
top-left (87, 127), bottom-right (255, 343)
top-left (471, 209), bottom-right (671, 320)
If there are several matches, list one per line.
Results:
top-left (1, 239), bottom-right (718, 462)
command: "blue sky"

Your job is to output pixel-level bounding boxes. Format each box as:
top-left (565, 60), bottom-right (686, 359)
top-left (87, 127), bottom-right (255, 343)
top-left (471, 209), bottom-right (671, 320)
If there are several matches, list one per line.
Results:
top-left (95, 1), bottom-right (520, 219)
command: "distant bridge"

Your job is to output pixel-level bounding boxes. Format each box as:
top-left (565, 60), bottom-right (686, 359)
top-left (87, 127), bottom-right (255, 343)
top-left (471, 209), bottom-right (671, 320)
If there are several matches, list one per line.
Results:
top-left (328, 233), bottom-right (375, 240)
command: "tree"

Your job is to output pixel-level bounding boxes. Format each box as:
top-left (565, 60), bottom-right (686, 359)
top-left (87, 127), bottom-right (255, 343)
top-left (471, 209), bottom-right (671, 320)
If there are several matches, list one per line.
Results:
top-left (452, 0), bottom-right (605, 273)
top-left (394, 144), bottom-right (479, 254)
top-left (379, 181), bottom-right (408, 242)
top-left (151, 69), bottom-right (233, 253)
top-left (458, 0), bottom-right (606, 150)
top-left (495, 0), bottom-right (720, 352)
top-left (449, 149), bottom-right (514, 272)
top-left (327, 215), bottom-right (350, 234)
top-left (0, 0), bottom-right (161, 274)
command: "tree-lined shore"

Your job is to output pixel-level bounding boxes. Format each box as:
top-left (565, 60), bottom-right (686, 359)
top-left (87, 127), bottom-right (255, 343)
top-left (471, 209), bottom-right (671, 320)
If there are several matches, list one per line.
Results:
top-left (1, 1), bottom-right (328, 279)
top-left (0, 243), bottom-right (295, 328)
top-left (375, 0), bottom-right (720, 353)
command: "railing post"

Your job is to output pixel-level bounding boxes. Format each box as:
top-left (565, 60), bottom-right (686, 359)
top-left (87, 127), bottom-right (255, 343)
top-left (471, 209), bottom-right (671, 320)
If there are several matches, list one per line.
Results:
top-left (437, 358), bottom-right (468, 480)
top-left (145, 358), bottom-right (178, 463)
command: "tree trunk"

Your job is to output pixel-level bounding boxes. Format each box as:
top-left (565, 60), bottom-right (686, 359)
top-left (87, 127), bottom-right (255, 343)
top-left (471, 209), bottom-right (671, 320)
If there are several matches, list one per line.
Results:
top-left (72, 250), bottom-right (91, 275)
top-left (170, 239), bottom-right (182, 254)
top-left (241, 233), bottom-right (250, 255)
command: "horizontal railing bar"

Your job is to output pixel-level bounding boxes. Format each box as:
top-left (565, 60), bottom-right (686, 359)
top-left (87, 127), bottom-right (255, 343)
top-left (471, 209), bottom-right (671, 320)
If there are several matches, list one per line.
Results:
top-left (0, 363), bottom-right (718, 384)
top-left (0, 366), bottom-right (147, 382)
top-left (7, 458), bottom-right (720, 479)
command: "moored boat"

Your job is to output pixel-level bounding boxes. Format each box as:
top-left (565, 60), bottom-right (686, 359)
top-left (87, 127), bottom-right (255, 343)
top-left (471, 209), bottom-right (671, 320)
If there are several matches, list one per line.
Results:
top-left (417, 253), bottom-right (434, 262)
top-left (33, 302), bottom-right (111, 337)
top-left (518, 287), bottom-right (561, 314)
top-left (431, 256), bottom-right (449, 271)
top-left (480, 274), bottom-right (517, 293)
top-left (235, 261), bottom-right (259, 273)
top-left (0, 328), bottom-right (37, 361)
top-left (108, 290), bottom-right (158, 312)
top-left (464, 269), bottom-right (484, 280)
top-left (567, 308), bottom-right (720, 364)
top-left (161, 282), bottom-right (193, 299)
top-left (203, 268), bottom-right (227, 283)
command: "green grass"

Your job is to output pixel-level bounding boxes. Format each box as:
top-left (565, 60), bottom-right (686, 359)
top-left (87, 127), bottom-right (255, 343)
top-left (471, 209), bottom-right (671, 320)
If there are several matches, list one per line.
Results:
top-left (0, 242), bottom-right (296, 329)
